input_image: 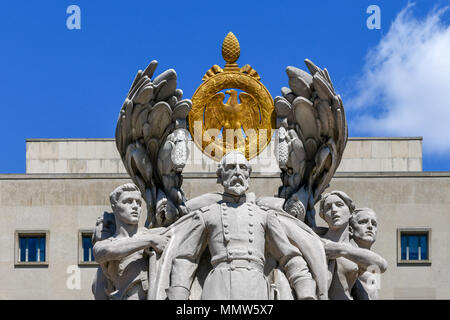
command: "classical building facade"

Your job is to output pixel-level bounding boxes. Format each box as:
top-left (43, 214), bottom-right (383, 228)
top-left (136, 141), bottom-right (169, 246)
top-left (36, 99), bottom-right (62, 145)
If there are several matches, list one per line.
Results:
top-left (1, 136), bottom-right (449, 299)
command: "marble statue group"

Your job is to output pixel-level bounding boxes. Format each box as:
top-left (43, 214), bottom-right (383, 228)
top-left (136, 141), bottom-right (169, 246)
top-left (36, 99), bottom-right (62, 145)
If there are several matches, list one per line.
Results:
top-left (91, 33), bottom-right (387, 300)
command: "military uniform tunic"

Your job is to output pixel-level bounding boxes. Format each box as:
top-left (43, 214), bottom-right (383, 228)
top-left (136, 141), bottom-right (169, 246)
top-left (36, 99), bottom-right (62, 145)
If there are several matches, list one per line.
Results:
top-left (170, 193), bottom-right (313, 300)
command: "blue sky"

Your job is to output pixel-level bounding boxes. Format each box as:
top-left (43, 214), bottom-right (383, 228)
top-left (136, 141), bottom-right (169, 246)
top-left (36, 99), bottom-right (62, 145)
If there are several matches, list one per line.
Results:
top-left (0, 0), bottom-right (449, 173)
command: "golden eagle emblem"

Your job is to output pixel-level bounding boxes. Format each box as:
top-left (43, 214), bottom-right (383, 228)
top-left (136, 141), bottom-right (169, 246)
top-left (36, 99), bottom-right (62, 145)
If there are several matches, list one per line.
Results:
top-left (189, 32), bottom-right (275, 160)
top-left (205, 89), bottom-right (260, 133)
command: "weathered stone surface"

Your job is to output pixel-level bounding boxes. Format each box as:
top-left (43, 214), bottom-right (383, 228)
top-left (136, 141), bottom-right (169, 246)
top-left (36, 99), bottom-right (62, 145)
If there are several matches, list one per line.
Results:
top-left (408, 158), bottom-right (422, 171)
top-left (391, 141), bottom-right (409, 158)
top-left (372, 141), bottom-right (392, 159)
top-left (408, 140), bottom-right (422, 158)
top-left (164, 151), bottom-right (326, 300)
top-left (25, 137), bottom-right (423, 174)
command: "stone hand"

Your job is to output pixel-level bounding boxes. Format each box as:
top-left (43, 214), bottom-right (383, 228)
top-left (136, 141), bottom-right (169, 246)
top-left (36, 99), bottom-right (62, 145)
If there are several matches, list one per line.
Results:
top-left (166, 286), bottom-right (190, 300)
top-left (155, 196), bottom-right (178, 227)
top-left (321, 239), bottom-right (349, 259)
top-left (146, 233), bottom-right (171, 254)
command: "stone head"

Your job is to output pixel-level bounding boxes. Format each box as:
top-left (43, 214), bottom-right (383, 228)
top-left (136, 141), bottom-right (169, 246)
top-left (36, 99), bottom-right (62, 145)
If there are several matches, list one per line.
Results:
top-left (216, 151), bottom-right (251, 196)
top-left (92, 212), bottom-right (116, 244)
top-left (350, 208), bottom-right (378, 248)
top-left (109, 183), bottom-right (142, 226)
top-left (319, 191), bottom-right (355, 231)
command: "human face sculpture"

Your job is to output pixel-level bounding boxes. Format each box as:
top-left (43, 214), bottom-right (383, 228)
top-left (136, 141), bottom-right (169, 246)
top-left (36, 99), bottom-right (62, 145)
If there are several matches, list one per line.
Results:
top-left (321, 194), bottom-right (351, 231)
top-left (113, 191), bottom-right (142, 225)
top-left (351, 209), bottom-right (377, 247)
top-left (220, 152), bottom-right (250, 196)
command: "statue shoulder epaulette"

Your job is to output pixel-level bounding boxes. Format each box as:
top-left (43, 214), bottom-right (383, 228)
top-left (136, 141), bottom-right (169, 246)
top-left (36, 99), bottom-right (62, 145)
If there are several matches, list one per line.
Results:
top-left (199, 205), bottom-right (211, 213)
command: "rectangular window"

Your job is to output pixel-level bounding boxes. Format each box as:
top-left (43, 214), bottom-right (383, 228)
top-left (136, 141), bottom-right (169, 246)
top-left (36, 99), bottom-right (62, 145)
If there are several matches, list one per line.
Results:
top-left (82, 235), bottom-right (94, 262)
top-left (15, 231), bottom-right (49, 266)
top-left (398, 228), bottom-right (431, 264)
top-left (78, 230), bottom-right (97, 265)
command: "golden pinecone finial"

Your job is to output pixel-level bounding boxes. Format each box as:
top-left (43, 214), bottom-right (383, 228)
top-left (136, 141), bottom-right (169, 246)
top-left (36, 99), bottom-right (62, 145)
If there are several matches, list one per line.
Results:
top-left (222, 32), bottom-right (240, 68)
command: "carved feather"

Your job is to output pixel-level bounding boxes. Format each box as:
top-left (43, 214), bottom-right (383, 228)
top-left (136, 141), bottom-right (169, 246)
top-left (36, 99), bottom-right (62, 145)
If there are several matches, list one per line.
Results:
top-left (115, 60), bottom-right (191, 228)
top-left (274, 60), bottom-right (348, 227)
top-left (205, 92), bottom-right (226, 130)
top-left (239, 92), bottom-right (260, 132)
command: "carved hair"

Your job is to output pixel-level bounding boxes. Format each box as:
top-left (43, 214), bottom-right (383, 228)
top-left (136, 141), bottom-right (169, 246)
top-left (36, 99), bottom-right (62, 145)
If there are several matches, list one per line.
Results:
top-left (92, 212), bottom-right (116, 244)
top-left (349, 207), bottom-right (376, 229)
top-left (109, 183), bottom-right (140, 209)
top-left (319, 190), bottom-right (355, 220)
top-left (216, 151), bottom-right (252, 184)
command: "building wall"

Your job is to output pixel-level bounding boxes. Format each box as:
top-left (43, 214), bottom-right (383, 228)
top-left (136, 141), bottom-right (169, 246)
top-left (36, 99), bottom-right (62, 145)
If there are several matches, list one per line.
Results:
top-left (25, 137), bottom-right (423, 174)
top-left (0, 171), bottom-right (448, 299)
top-left (0, 175), bottom-right (130, 299)
top-left (338, 137), bottom-right (422, 172)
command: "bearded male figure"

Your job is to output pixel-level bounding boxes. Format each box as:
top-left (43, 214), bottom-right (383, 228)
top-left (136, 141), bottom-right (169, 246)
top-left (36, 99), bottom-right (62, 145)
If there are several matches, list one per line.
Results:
top-left (166, 151), bottom-right (319, 300)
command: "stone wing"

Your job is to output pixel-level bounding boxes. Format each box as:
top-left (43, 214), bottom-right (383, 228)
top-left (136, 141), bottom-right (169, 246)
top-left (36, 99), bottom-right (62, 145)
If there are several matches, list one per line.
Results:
top-left (115, 60), bottom-right (192, 227)
top-left (204, 92), bottom-right (226, 131)
top-left (274, 60), bottom-right (348, 227)
top-left (238, 92), bottom-right (261, 133)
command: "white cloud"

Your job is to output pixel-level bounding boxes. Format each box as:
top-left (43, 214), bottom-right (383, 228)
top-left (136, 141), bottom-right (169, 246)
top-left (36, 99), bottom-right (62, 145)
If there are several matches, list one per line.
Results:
top-left (347, 3), bottom-right (450, 154)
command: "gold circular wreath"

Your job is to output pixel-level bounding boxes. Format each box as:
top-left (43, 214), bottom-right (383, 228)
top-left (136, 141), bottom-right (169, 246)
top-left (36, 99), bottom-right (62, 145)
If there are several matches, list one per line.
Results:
top-left (189, 71), bottom-right (275, 161)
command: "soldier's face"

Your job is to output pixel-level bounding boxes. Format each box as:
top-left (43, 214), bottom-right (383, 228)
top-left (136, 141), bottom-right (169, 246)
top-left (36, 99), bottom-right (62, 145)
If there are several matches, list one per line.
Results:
top-left (352, 210), bottom-right (377, 245)
top-left (221, 153), bottom-right (250, 196)
top-left (322, 194), bottom-right (351, 230)
top-left (114, 191), bottom-right (142, 225)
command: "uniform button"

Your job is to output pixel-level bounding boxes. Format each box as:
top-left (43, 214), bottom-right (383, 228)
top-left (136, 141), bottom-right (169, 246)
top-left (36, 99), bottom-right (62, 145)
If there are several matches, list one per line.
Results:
top-left (249, 230), bottom-right (253, 235)
top-left (230, 266), bottom-right (235, 271)
top-left (249, 238), bottom-right (254, 243)
top-left (225, 230), bottom-right (229, 234)
top-left (249, 222), bottom-right (254, 227)
top-left (248, 250), bottom-right (253, 255)
top-left (224, 223), bottom-right (228, 227)
top-left (247, 267), bottom-right (252, 271)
